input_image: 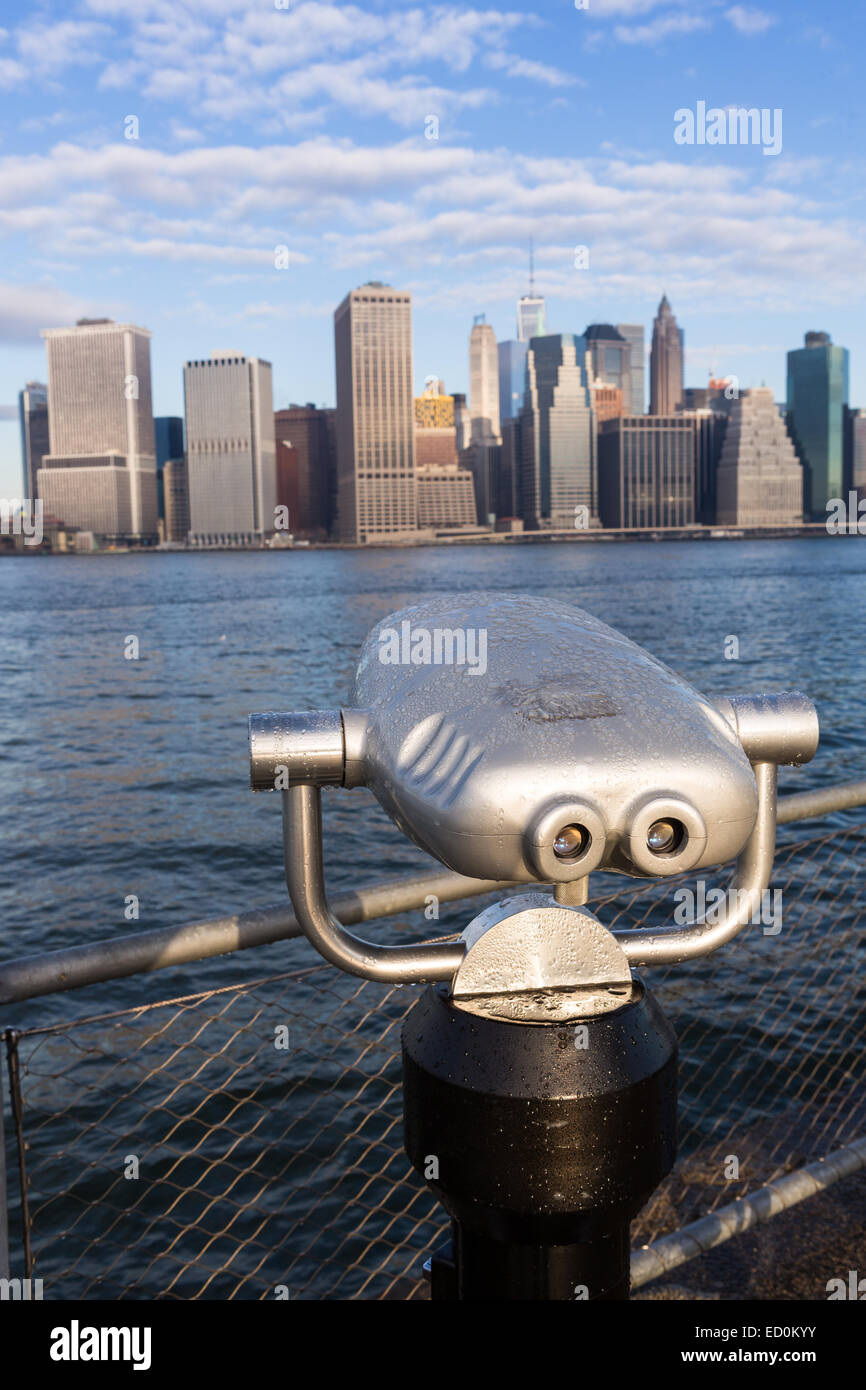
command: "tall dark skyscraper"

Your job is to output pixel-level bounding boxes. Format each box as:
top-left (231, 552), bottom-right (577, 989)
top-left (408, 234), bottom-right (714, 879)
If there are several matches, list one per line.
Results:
top-left (154, 417), bottom-right (184, 469)
top-left (154, 416), bottom-right (184, 528)
top-left (650, 296), bottom-right (684, 416)
top-left (616, 324), bottom-right (645, 415)
top-left (518, 333), bottom-right (596, 528)
top-left (18, 381), bottom-right (49, 499)
top-left (497, 339), bottom-right (528, 425)
top-left (847, 408), bottom-right (866, 502)
top-left (585, 324), bottom-right (632, 414)
top-left (598, 415), bottom-right (697, 529)
top-left (274, 404), bottom-right (335, 537)
top-left (786, 331), bottom-right (849, 518)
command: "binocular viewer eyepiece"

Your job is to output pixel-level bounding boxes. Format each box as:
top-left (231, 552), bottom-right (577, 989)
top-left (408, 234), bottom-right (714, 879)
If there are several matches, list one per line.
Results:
top-left (249, 592), bottom-right (819, 1301)
top-left (250, 593), bottom-right (817, 887)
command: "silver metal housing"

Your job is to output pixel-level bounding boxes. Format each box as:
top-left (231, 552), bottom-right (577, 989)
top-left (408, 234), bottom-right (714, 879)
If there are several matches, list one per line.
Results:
top-left (351, 592), bottom-right (760, 883)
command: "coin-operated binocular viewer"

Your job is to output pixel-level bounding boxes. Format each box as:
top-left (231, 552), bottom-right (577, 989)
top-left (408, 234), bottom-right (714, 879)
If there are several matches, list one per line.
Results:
top-left (249, 593), bottom-right (818, 1301)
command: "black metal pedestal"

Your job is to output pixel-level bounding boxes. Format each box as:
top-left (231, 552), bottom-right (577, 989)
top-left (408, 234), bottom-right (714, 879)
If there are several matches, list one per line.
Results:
top-left (402, 981), bottom-right (677, 1301)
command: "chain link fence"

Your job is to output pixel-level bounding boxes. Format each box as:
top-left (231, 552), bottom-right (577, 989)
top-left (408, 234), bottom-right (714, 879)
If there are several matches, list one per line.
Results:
top-left (2, 825), bottom-right (864, 1299)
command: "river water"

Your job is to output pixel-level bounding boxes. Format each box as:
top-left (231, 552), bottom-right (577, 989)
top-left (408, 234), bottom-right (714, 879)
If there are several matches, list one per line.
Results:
top-left (1, 537), bottom-right (865, 1297)
top-left (1, 537), bottom-right (864, 1022)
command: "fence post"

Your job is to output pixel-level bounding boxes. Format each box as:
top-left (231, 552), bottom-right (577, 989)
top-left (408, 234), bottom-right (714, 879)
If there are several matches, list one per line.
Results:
top-left (4, 1030), bottom-right (32, 1279)
top-left (0, 1034), bottom-right (9, 1280)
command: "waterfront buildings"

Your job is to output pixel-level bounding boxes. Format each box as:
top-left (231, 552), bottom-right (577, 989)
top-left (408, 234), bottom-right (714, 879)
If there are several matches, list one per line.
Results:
top-left (649, 297), bottom-right (684, 416)
top-left (184, 353), bottom-right (276, 542)
top-left (273, 404), bottom-right (334, 537)
top-left (716, 388), bottom-right (804, 525)
top-left (414, 383), bottom-right (459, 467)
top-left (848, 408), bottom-right (866, 501)
top-left (38, 319), bottom-right (157, 541)
top-left (585, 324), bottom-right (632, 415)
top-left (787, 331), bottom-right (849, 518)
top-left (162, 457), bottom-right (190, 541)
top-left (154, 415), bottom-right (184, 532)
top-left (334, 283), bottom-right (416, 544)
top-left (598, 414), bottom-right (698, 528)
top-left (519, 333), bottom-right (597, 528)
top-left (616, 324), bottom-right (645, 416)
top-left (462, 436), bottom-right (503, 525)
top-left (517, 295), bottom-right (547, 343)
top-left (18, 381), bottom-right (49, 500)
top-left (469, 317), bottom-right (500, 442)
top-left (497, 339), bottom-right (528, 426)
top-left (589, 383), bottom-right (623, 424)
top-left (416, 464), bottom-right (478, 529)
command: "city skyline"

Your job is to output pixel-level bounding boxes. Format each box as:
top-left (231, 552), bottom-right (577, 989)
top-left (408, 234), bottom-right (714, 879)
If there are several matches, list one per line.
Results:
top-left (1, 0), bottom-right (865, 497)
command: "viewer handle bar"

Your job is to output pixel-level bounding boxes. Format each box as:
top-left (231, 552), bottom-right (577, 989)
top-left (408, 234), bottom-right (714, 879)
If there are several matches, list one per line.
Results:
top-left (613, 762), bottom-right (778, 966)
top-left (282, 784), bottom-right (465, 983)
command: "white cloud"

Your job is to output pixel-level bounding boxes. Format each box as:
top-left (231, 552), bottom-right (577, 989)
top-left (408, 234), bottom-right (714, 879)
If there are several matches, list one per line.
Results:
top-left (725, 6), bottom-right (776, 36)
top-left (16, 20), bottom-right (108, 73)
top-left (0, 138), bottom-right (861, 318)
top-left (6, 3), bottom-right (569, 132)
top-left (483, 51), bottom-right (579, 89)
top-left (591, 0), bottom-right (700, 13)
top-left (0, 56), bottom-right (25, 87)
top-left (614, 14), bottom-right (713, 44)
top-left (0, 280), bottom-right (93, 344)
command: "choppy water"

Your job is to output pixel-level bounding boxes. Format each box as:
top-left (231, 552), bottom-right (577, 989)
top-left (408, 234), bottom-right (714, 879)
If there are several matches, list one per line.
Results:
top-left (1, 538), bottom-right (865, 1298)
top-left (1, 537), bottom-right (864, 1024)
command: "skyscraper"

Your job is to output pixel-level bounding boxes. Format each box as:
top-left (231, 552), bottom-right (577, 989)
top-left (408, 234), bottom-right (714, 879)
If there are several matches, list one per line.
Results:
top-left (848, 408), bottom-right (866, 501)
top-left (519, 333), bottom-right (597, 529)
top-left (716, 389), bottom-right (803, 526)
top-left (452, 393), bottom-right (471, 452)
top-left (616, 324), bottom-right (645, 415)
top-left (416, 466), bottom-right (478, 530)
top-left (18, 381), bottom-right (49, 499)
top-left (154, 416), bottom-right (184, 531)
top-left (498, 339), bottom-right (528, 425)
top-left (184, 353), bottom-right (276, 541)
top-left (163, 457), bottom-right (190, 542)
top-left (462, 437), bottom-right (503, 526)
top-left (517, 240), bottom-right (547, 343)
top-left (39, 319), bottom-right (157, 540)
top-left (786, 331), bottom-right (849, 518)
top-left (274, 404), bottom-right (334, 536)
top-left (469, 316), bottom-right (500, 442)
top-left (585, 324), bottom-right (632, 414)
top-left (415, 382), bottom-right (458, 467)
top-left (154, 417), bottom-right (184, 470)
top-left (518, 296), bottom-right (547, 343)
top-left (598, 415), bottom-right (698, 529)
top-left (649, 296), bottom-right (684, 416)
top-left (334, 282), bottom-right (417, 544)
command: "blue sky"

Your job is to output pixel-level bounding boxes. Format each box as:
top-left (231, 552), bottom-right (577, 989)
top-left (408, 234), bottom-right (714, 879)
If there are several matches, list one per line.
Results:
top-left (0, 0), bottom-right (864, 495)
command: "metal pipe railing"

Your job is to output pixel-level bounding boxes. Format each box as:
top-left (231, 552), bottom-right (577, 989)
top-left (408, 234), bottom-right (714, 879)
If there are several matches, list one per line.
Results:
top-left (0, 778), bottom-right (863, 1007)
top-left (0, 868), bottom-right (515, 1006)
top-left (630, 1135), bottom-right (866, 1289)
top-left (776, 778), bottom-right (866, 824)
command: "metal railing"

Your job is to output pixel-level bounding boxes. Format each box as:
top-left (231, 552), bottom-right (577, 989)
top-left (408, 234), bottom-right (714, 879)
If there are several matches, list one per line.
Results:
top-left (1, 781), bottom-right (865, 1299)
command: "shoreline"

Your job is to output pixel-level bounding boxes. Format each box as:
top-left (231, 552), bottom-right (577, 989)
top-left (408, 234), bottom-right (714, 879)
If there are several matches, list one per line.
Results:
top-left (4, 522), bottom-right (865, 557)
